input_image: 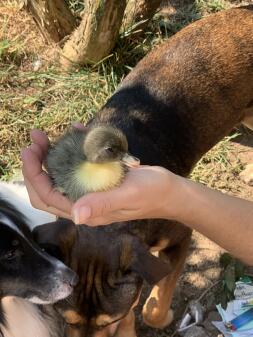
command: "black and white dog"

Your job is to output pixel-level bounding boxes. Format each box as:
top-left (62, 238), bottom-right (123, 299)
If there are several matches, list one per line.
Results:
top-left (0, 182), bottom-right (78, 337)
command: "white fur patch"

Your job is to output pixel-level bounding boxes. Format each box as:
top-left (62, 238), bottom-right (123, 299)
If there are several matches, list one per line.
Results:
top-left (0, 297), bottom-right (51, 337)
top-left (0, 182), bottom-right (56, 229)
top-left (28, 297), bottom-right (52, 305)
top-left (0, 181), bottom-right (66, 336)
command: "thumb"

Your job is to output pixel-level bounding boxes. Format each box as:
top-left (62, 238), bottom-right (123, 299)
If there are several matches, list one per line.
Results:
top-left (71, 190), bottom-right (123, 224)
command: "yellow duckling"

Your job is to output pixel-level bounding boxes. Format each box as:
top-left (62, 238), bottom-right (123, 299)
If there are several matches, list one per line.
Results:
top-left (46, 125), bottom-right (140, 202)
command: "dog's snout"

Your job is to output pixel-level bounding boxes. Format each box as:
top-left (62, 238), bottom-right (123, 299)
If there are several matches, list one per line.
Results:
top-left (69, 273), bottom-right (79, 287)
top-left (60, 267), bottom-right (79, 287)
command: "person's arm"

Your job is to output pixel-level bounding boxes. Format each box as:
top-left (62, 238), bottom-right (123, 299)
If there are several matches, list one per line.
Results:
top-left (21, 130), bottom-right (253, 265)
top-left (72, 170), bottom-right (253, 265)
top-left (166, 178), bottom-right (253, 265)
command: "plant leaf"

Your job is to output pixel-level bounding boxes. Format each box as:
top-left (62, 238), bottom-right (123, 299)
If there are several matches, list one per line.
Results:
top-left (224, 265), bottom-right (236, 293)
top-left (235, 260), bottom-right (245, 279)
top-left (220, 253), bottom-right (233, 268)
top-left (221, 291), bottom-right (228, 310)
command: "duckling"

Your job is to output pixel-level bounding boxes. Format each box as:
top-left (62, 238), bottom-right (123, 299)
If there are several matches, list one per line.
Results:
top-left (46, 125), bottom-right (140, 202)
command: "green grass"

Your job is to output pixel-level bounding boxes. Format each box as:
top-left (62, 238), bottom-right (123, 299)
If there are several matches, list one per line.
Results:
top-left (191, 132), bottom-right (244, 189)
top-left (0, 0), bottom-right (246, 180)
top-left (196, 0), bottom-right (229, 13)
top-left (0, 68), bottom-right (111, 179)
top-left (0, 0), bottom-right (164, 180)
top-left (156, 0), bottom-right (231, 35)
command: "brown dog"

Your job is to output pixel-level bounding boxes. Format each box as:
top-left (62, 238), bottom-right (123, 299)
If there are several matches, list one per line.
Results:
top-left (34, 5), bottom-right (253, 337)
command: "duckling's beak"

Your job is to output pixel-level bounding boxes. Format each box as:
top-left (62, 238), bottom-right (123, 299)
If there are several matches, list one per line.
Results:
top-left (121, 153), bottom-right (140, 168)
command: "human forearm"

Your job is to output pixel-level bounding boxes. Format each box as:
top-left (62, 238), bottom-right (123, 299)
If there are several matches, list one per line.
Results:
top-left (168, 177), bottom-right (253, 265)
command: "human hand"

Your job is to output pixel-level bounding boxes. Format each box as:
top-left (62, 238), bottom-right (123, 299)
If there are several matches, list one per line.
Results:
top-left (21, 129), bottom-right (184, 226)
top-left (71, 165), bottom-right (182, 226)
top-left (21, 129), bottom-right (73, 219)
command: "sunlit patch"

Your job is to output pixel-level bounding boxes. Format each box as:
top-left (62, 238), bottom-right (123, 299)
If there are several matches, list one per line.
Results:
top-left (63, 310), bottom-right (86, 325)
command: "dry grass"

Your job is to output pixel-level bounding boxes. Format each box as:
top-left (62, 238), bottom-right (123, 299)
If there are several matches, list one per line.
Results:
top-left (0, 0), bottom-right (252, 180)
top-left (191, 133), bottom-right (244, 189)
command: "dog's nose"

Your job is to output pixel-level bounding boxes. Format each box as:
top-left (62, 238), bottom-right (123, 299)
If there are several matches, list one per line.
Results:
top-left (69, 273), bottom-right (79, 287)
top-left (61, 268), bottom-right (79, 287)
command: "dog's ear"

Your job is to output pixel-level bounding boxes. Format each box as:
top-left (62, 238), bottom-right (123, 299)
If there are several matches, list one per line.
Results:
top-left (124, 237), bottom-right (171, 285)
top-left (131, 245), bottom-right (171, 285)
top-left (33, 218), bottom-right (77, 260)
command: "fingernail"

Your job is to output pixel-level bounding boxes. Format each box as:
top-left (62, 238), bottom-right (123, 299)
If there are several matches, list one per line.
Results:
top-left (21, 148), bottom-right (28, 160)
top-left (72, 206), bottom-right (91, 224)
top-left (71, 122), bottom-right (85, 130)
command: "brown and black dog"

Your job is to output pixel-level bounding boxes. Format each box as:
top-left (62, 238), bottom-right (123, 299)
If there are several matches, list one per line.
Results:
top-left (34, 6), bottom-right (253, 337)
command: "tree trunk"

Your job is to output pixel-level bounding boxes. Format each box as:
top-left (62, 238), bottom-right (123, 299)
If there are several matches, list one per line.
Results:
top-left (24, 0), bottom-right (77, 43)
top-left (60, 0), bottom-right (127, 70)
top-left (24, 0), bottom-right (160, 70)
top-left (123, 0), bottom-right (162, 32)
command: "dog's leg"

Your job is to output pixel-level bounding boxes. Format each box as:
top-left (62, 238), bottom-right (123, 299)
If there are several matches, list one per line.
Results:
top-left (94, 328), bottom-right (115, 337)
top-left (142, 234), bottom-right (191, 328)
top-left (113, 310), bottom-right (136, 337)
top-left (92, 311), bottom-right (136, 337)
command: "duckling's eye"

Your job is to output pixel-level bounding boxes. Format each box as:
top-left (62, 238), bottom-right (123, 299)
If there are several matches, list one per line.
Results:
top-left (105, 147), bottom-right (114, 153)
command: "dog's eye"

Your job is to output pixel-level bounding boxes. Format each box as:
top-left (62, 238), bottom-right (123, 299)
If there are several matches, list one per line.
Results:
top-left (3, 249), bottom-right (17, 261)
top-left (12, 239), bottom-right (19, 247)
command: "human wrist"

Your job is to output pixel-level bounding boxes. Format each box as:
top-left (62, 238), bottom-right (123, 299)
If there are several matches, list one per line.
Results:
top-left (160, 173), bottom-right (194, 222)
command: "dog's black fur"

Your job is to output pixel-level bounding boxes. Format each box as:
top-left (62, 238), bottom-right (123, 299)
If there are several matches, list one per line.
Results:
top-left (0, 187), bottom-right (78, 337)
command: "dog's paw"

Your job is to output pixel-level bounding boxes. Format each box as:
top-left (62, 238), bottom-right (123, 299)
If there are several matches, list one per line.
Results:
top-left (240, 163), bottom-right (253, 186)
top-left (142, 307), bottom-right (174, 329)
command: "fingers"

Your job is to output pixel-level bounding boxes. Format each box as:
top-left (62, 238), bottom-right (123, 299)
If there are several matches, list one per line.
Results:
top-left (29, 143), bottom-right (44, 161)
top-left (72, 122), bottom-right (86, 130)
top-left (78, 207), bottom-right (145, 226)
top-left (71, 166), bottom-right (172, 226)
top-left (30, 129), bottom-right (49, 157)
top-left (21, 145), bottom-right (73, 216)
top-left (72, 188), bottom-right (141, 225)
top-left (71, 168), bottom-right (148, 224)
top-left (72, 193), bottom-right (114, 224)
top-left (23, 177), bottom-right (71, 219)
top-left (72, 186), bottom-right (133, 224)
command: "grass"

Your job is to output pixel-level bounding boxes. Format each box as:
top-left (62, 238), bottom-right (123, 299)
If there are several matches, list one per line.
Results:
top-left (0, 67), bottom-right (112, 179)
top-left (0, 0), bottom-right (250, 180)
top-left (66, 0), bottom-right (85, 14)
top-left (157, 0), bottom-right (231, 34)
top-left (191, 133), bottom-right (244, 189)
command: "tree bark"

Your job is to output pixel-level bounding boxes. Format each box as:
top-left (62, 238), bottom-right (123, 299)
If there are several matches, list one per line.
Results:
top-left (123, 0), bottom-right (162, 32)
top-left (24, 0), bottom-right (77, 43)
top-left (24, 0), bottom-right (160, 70)
top-left (60, 0), bottom-right (127, 70)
